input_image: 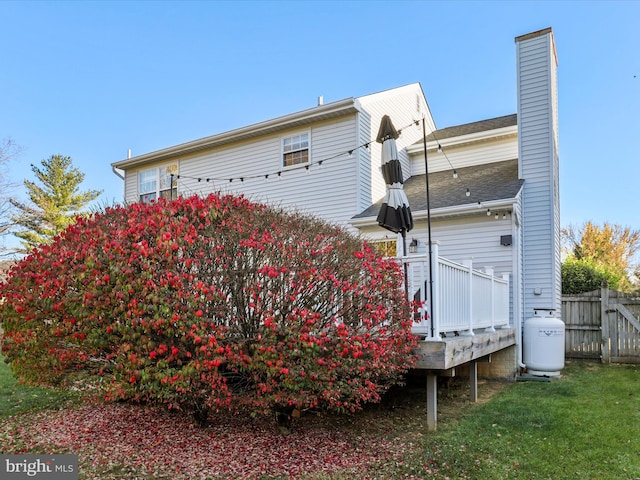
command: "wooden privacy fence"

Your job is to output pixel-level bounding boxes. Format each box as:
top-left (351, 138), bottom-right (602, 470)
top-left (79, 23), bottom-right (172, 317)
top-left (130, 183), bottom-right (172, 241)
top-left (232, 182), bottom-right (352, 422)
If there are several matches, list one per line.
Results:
top-left (563, 287), bottom-right (640, 363)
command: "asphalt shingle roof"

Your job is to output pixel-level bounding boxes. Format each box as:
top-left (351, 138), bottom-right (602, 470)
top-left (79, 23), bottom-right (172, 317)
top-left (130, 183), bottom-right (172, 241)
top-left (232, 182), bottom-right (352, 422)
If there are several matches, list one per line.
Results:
top-left (422, 114), bottom-right (517, 143)
top-left (352, 159), bottom-right (523, 219)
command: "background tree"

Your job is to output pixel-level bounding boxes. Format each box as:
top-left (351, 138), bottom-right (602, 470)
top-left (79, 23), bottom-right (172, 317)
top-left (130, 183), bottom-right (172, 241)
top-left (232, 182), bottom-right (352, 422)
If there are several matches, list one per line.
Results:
top-left (561, 257), bottom-right (622, 294)
top-left (10, 154), bottom-right (102, 252)
top-left (562, 222), bottom-right (640, 293)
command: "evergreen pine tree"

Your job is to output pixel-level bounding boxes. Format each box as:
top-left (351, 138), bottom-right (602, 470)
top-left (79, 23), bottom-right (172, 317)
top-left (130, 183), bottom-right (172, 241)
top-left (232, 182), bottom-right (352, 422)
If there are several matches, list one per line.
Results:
top-left (11, 154), bottom-right (102, 251)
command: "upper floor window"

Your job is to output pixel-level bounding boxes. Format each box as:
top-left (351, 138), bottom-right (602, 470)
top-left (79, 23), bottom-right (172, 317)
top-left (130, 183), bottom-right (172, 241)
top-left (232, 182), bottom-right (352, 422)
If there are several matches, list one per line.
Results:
top-left (139, 164), bottom-right (178, 203)
top-left (282, 133), bottom-right (309, 167)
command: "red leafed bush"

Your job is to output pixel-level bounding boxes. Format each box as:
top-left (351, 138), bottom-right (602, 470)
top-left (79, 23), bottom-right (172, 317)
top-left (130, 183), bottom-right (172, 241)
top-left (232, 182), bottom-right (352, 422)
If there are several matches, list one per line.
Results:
top-left (0, 193), bottom-right (416, 423)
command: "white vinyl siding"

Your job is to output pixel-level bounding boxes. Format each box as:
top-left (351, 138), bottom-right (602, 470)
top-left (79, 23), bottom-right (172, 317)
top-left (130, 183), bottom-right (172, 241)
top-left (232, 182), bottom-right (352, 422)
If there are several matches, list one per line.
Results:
top-left (175, 116), bottom-right (360, 229)
top-left (432, 216), bottom-right (515, 274)
top-left (355, 109), bottom-right (372, 214)
top-left (359, 213), bottom-right (515, 275)
top-left (516, 29), bottom-right (561, 317)
top-left (356, 84), bottom-right (434, 211)
top-left (410, 136), bottom-right (518, 176)
top-left (123, 170), bottom-right (138, 205)
top-left (117, 84), bottom-right (432, 231)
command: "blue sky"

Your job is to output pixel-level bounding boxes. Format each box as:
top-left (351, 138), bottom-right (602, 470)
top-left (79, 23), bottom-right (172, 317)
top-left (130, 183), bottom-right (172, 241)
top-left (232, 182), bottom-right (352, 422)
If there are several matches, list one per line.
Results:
top-left (1, 1), bottom-right (638, 240)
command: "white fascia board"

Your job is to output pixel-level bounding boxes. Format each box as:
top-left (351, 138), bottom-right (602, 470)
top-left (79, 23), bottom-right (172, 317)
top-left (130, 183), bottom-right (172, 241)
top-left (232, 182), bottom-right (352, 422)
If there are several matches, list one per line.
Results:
top-left (406, 125), bottom-right (518, 155)
top-left (112, 98), bottom-right (360, 169)
top-left (349, 198), bottom-right (519, 229)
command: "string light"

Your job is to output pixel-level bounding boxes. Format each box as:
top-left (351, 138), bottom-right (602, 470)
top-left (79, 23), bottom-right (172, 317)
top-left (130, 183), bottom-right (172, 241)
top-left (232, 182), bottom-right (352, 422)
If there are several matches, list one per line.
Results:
top-left (168, 117), bottom-right (503, 219)
top-left (172, 132), bottom-right (380, 185)
top-left (169, 112), bottom-right (409, 187)
top-left (428, 128), bottom-right (475, 203)
top-left (427, 122), bottom-right (499, 215)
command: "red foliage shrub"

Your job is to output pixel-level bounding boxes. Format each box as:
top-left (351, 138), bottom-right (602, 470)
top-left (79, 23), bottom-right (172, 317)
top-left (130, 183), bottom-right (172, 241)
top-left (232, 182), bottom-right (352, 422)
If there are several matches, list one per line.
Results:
top-left (0, 194), bottom-right (416, 422)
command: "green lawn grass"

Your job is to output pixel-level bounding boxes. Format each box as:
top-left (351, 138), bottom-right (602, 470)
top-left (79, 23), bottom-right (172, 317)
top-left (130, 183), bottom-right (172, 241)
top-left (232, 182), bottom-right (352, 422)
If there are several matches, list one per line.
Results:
top-left (410, 360), bottom-right (640, 480)
top-left (0, 355), bottom-right (79, 417)
top-left (1, 355), bottom-right (639, 479)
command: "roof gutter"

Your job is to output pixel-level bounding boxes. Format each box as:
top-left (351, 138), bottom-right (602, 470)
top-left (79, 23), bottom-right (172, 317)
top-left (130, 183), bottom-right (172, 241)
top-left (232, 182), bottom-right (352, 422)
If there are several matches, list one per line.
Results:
top-left (349, 198), bottom-right (519, 228)
top-left (406, 126), bottom-right (518, 154)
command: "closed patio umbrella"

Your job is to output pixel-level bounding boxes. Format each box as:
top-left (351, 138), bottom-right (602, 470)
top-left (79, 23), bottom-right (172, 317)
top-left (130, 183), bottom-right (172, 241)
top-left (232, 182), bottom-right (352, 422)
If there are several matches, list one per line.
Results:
top-left (376, 115), bottom-right (414, 297)
top-left (376, 115), bottom-right (414, 247)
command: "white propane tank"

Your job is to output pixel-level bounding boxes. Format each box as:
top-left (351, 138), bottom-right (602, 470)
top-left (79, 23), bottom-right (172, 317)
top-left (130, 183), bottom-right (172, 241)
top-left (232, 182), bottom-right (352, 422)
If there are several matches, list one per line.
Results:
top-left (523, 308), bottom-right (565, 376)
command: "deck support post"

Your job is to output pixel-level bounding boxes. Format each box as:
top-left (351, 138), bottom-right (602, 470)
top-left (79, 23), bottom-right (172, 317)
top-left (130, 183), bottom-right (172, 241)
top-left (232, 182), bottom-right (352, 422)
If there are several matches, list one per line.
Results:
top-left (470, 360), bottom-right (478, 403)
top-left (426, 372), bottom-right (438, 431)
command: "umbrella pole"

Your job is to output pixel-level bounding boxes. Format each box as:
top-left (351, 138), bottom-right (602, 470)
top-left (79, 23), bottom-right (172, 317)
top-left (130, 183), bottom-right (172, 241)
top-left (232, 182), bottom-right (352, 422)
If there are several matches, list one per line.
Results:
top-left (422, 117), bottom-right (435, 338)
top-left (402, 230), bottom-right (409, 299)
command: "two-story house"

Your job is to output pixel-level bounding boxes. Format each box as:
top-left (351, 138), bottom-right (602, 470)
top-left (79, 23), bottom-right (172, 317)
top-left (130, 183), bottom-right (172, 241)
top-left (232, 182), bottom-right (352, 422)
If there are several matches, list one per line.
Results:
top-left (112, 28), bottom-right (561, 428)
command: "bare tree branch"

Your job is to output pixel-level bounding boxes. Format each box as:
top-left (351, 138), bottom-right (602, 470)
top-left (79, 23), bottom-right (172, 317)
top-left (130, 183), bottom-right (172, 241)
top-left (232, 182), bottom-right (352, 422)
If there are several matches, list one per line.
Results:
top-left (0, 138), bottom-right (22, 256)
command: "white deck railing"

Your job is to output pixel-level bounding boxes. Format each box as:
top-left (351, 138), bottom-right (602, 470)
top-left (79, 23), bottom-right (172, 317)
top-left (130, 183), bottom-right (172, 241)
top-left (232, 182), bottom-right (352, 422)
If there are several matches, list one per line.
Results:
top-left (401, 243), bottom-right (510, 340)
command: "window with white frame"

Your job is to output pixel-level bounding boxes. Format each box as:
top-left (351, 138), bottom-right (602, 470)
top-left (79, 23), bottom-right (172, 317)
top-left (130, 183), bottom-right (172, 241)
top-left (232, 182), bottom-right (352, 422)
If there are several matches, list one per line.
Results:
top-left (282, 132), bottom-right (309, 167)
top-left (372, 240), bottom-right (397, 258)
top-left (139, 164), bottom-right (178, 203)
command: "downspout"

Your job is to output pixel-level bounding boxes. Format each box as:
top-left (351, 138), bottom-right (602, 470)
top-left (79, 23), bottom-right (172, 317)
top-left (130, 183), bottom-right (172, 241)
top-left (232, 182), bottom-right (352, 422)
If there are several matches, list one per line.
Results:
top-left (517, 314), bottom-right (526, 369)
top-left (111, 148), bottom-right (130, 180)
top-left (513, 208), bottom-right (527, 370)
top-left (111, 165), bottom-right (125, 180)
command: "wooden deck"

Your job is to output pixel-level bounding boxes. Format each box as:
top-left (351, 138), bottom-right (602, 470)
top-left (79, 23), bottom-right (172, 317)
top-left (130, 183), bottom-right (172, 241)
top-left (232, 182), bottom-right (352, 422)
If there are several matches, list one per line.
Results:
top-left (411, 328), bottom-right (517, 431)
top-left (414, 328), bottom-right (517, 370)
top-left (399, 248), bottom-right (516, 430)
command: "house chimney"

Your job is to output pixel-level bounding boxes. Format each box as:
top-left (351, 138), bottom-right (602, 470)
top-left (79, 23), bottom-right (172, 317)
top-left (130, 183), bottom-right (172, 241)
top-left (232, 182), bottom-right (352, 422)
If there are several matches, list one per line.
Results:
top-left (317, 96), bottom-right (324, 106)
top-left (515, 27), bottom-right (561, 316)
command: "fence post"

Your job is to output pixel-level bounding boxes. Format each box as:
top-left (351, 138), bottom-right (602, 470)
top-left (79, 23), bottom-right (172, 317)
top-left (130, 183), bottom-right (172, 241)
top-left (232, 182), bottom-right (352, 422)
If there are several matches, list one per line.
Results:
top-left (431, 242), bottom-right (441, 340)
top-left (486, 267), bottom-right (495, 332)
top-left (600, 284), bottom-right (611, 364)
top-left (462, 259), bottom-right (474, 335)
top-left (503, 274), bottom-right (511, 328)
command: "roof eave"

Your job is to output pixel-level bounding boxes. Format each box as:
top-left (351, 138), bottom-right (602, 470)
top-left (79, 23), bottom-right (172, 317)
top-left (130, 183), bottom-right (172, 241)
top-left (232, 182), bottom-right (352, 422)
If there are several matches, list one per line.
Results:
top-left (112, 98), bottom-right (361, 169)
top-left (350, 198), bottom-right (520, 228)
